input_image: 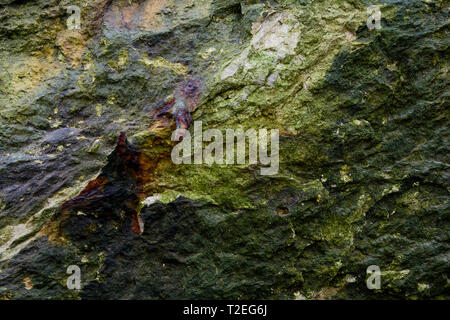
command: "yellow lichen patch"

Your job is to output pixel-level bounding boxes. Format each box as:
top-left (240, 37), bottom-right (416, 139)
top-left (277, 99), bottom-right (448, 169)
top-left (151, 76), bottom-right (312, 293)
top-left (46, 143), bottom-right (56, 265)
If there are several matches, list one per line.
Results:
top-left (117, 48), bottom-right (129, 67)
top-left (0, 292), bottom-right (12, 300)
top-left (155, 190), bottom-right (180, 204)
top-left (418, 283), bottom-right (430, 292)
top-left (352, 119), bottom-right (370, 127)
top-left (0, 226), bottom-right (13, 248)
top-left (23, 277), bottom-right (33, 290)
top-left (55, 30), bottom-right (88, 69)
top-left (381, 184), bottom-right (400, 197)
top-left (107, 95), bottom-right (117, 105)
top-left (95, 104), bottom-right (103, 117)
top-left (138, 55), bottom-right (188, 75)
top-left (340, 165), bottom-right (353, 183)
top-left (199, 47), bottom-right (217, 59)
top-left (0, 53), bottom-right (62, 119)
top-left (50, 119), bottom-right (63, 129)
top-left (381, 269), bottom-right (410, 288)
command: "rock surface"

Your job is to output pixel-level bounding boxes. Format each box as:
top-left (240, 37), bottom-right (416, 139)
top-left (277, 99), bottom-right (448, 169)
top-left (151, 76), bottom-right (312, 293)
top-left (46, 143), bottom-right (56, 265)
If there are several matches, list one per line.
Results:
top-left (0, 0), bottom-right (448, 299)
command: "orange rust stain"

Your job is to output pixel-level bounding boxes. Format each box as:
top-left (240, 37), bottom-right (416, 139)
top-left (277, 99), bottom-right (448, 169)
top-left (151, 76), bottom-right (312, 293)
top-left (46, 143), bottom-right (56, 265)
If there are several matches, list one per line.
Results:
top-left (131, 212), bottom-right (141, 234)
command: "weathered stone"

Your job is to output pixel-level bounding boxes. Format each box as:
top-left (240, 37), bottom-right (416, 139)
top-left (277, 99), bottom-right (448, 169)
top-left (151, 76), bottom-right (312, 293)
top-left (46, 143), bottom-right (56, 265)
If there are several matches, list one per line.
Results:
top-left (0, 0), bottom-right (448, 299)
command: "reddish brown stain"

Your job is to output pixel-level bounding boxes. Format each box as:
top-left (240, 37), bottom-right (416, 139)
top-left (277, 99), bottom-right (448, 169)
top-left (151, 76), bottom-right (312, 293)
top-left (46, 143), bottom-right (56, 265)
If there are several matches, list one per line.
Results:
top-left (61, 176), bottom-right (108, 210)
top-left (131, 213), bottom-right (142, 234)
top-left (179, 78), bottom-right (202, 112)
top-left (62, 78), bottom-right (201, 234)
top-left (152, 79), bottom-right (201, 140)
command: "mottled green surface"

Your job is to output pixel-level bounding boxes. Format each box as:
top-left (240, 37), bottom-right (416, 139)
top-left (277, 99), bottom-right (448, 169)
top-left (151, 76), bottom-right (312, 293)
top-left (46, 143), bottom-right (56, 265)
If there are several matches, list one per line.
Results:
top-left (0, 0), bottom-right (449, 299)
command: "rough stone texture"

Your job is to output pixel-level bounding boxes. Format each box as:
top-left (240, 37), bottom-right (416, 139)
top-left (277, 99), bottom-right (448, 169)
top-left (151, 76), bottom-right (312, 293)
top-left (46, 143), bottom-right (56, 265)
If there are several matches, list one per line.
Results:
top-left (0, 0), bottom-right (448, 299)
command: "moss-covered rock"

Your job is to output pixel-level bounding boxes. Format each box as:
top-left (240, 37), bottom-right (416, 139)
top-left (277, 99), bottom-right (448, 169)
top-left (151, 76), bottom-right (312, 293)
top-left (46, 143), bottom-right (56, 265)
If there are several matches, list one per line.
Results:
top-left (0, 0), bottom-right (448, 299)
